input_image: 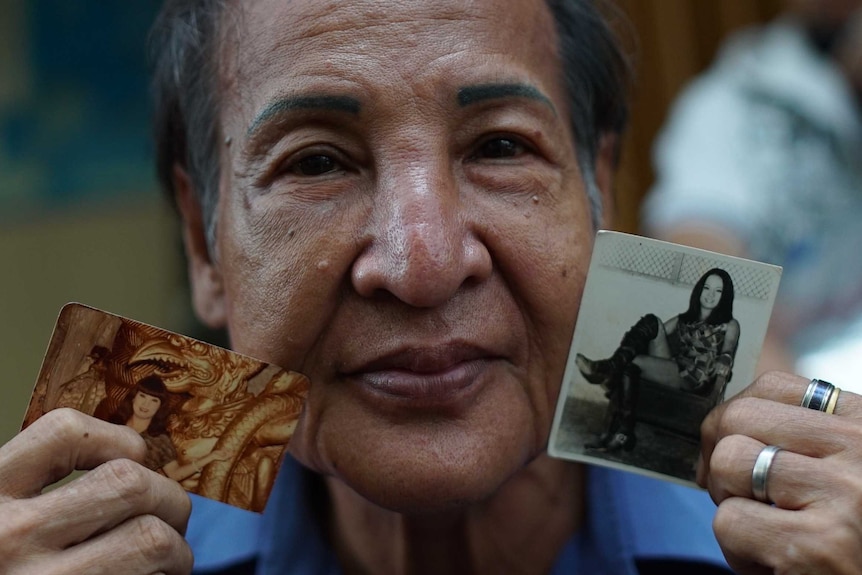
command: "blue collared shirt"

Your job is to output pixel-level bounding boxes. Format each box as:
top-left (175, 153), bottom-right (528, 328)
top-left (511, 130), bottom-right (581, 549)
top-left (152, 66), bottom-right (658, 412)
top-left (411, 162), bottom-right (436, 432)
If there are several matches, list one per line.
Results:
top-left (187, 457), bottom-right (729, 574)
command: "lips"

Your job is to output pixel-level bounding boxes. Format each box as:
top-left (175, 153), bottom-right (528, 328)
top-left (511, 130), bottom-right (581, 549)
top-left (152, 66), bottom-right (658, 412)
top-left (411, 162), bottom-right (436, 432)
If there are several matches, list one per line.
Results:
top-left (342, 342), bottom-right (499, 407)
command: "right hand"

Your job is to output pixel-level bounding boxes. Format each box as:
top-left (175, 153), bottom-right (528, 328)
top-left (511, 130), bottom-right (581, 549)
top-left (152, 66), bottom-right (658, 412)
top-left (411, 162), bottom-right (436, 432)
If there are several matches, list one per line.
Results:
top-left (699, 373), bottom-right (862, 574)
top-left (0, 408), bottom-right (193, 574)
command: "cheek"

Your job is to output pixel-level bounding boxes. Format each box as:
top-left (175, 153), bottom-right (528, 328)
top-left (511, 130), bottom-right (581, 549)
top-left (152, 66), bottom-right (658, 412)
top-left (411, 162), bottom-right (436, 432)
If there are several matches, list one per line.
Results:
top-left (497, 194), bottom-right (591, 324)
top-left (215, 192), bottom-right (363, 370)
top-left (481, 193), bottom-right (593, 423)
top-left (535, 230), bottom-right (592, 413)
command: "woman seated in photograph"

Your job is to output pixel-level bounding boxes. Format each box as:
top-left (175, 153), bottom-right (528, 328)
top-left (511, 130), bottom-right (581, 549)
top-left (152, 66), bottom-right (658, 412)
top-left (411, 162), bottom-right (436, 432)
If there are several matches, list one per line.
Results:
top-left (577, 268), bottom-right (740, 451)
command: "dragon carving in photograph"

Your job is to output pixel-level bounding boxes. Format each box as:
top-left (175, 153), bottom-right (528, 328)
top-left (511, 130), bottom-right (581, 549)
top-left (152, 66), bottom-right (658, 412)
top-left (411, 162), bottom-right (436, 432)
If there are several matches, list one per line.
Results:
top-left (116, 326), bottom-right (308, 512)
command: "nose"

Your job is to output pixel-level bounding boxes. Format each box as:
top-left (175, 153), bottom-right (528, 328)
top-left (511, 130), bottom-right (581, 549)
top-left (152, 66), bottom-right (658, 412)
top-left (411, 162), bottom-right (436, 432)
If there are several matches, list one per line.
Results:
top-left (351, 160), bottom-right (492, 307)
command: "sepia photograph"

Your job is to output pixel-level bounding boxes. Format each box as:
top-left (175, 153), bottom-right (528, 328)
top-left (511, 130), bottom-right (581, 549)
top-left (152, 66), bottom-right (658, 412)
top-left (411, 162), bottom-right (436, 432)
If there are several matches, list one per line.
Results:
top-left (549, 231), bottom-right (781, 485)
top-left (22, 303), bottom-right (309, 512)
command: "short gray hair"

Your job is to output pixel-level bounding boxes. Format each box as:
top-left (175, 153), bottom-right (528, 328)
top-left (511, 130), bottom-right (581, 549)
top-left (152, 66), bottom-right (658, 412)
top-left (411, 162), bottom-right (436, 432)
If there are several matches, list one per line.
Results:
top-left (150, 0), bottom-right (630, 254)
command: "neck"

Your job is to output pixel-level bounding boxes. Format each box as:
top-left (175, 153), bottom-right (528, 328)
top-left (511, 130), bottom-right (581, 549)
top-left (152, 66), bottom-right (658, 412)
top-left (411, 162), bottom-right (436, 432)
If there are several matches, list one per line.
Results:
top-left (325, 455), bottom-right (586, 575)
top-left (127, 415), bottom-right (150, 433)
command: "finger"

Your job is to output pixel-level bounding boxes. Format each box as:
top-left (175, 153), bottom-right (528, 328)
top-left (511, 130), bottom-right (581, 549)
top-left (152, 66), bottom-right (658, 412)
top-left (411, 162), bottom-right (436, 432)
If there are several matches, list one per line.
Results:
top-left (716, 371), bottom-right (861, 417)
top-left (40, 514), bottom-right (193, 575)
top-left (713, 397), bottom-right (862, 458)
top-left (0, 409), bottom-right (146, 498)
top-left (29, 458), bottom-right (191, 548)
top-left (699, 373), bottom-right (862, 486)
top-left (701, 372), bottom-right (806, 455)
top-left (706, 434), bottom-right (849, 510)
top-left (821, 384), bottom-right (858, 417)
top-left (700, 372), bottom-right (806, 484)
top-left (706, 434), bottom-right (764, 506)
top-left (714, 497), bottom-right (862, 575)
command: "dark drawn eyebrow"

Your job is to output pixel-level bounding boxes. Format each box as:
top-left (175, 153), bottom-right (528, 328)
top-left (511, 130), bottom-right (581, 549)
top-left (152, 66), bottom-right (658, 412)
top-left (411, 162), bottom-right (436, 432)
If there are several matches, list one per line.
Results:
top-left (247, 95), bottom-right (361, 136)
top-left (457, 83), bottom-right (555, 114)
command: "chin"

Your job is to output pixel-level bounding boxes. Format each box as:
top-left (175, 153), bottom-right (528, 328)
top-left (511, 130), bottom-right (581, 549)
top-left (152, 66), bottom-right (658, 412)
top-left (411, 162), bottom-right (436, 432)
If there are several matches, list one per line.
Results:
top-left (292, 407), bottom-right (540, 515)
top-left (344, 451), bottom-right (529, 515)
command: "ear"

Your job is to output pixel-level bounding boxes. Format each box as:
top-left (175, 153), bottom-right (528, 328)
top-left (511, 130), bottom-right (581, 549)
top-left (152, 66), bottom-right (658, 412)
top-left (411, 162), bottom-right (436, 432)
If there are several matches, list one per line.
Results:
top-left (173, 165), bottom-right (227, 329)
top-left (594, 132), bottom-right (618, 229)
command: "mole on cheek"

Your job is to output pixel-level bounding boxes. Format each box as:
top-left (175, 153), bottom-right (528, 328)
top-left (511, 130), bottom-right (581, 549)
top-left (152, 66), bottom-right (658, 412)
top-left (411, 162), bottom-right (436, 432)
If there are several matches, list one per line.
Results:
top-left (83, 432), bottom-right (89, 438)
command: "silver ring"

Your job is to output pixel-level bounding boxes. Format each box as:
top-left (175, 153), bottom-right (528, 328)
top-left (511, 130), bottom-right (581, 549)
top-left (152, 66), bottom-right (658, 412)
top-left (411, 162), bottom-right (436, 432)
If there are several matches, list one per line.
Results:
top-left (751, 445), bottom-right (781, 504)
top-left (801, 379), bottom-right (836, 412)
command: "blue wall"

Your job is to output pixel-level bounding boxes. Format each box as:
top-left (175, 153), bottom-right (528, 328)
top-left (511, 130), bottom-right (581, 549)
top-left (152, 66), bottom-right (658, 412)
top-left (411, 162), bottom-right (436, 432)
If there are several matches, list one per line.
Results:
top-left (1, 1), bottom-right (162, 220)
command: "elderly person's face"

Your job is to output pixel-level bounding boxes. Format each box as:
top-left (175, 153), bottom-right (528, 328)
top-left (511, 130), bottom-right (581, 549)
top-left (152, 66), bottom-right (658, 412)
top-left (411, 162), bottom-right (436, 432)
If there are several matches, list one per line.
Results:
top-left (184, 0), bottom-right (605, 511)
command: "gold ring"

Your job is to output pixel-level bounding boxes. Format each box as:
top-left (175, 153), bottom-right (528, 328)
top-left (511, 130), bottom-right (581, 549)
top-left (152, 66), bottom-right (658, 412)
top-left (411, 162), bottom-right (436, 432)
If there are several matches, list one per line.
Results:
top-left (825, 387), bottom-right (841, 415)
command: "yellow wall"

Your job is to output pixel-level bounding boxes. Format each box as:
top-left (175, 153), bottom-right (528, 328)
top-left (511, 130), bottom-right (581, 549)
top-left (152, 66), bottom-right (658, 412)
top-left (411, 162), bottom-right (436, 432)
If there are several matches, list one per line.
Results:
top-left (0, 198), bottom-right (185, 444)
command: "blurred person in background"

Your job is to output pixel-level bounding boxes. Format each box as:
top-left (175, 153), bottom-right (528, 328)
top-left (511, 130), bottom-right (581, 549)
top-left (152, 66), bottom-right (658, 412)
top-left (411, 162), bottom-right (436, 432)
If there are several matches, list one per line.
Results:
top-left (643, 0), bottom-right (862, 386)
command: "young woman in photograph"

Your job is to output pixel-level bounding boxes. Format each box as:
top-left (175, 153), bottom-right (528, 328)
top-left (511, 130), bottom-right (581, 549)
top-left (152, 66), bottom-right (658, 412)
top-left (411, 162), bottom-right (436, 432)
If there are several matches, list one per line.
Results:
top-left (110, 375), bottom-right (227, 480)
top-left (576, 268), bottom-right (740, 451)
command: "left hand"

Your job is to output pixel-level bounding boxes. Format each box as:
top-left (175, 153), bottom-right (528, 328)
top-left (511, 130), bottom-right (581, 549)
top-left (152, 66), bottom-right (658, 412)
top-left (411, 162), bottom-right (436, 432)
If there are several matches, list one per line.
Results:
top-left (699, 371), bottom-right (862, 574)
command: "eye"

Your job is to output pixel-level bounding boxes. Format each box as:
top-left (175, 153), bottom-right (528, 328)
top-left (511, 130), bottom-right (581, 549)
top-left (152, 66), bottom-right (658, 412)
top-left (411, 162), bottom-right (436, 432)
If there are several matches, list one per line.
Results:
top-left (471, 136), bottom-right (529, 160)
top-left (290, 153), bottom-right (340, 176)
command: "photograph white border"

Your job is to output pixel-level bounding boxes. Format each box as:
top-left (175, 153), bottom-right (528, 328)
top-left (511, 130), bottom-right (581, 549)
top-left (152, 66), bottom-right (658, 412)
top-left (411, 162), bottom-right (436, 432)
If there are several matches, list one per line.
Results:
top-left (548, 231), bottom-right (782, 486)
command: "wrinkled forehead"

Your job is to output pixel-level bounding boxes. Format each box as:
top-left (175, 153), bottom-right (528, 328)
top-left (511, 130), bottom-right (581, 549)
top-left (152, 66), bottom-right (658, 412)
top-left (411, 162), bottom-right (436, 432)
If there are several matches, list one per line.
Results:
top-left (217, 0), bottom-right (567, 129)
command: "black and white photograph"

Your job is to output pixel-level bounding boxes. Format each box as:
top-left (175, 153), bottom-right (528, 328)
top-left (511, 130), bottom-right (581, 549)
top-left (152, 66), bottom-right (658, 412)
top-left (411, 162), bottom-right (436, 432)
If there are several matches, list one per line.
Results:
top-left (549, 231), bottom-right (781, 485)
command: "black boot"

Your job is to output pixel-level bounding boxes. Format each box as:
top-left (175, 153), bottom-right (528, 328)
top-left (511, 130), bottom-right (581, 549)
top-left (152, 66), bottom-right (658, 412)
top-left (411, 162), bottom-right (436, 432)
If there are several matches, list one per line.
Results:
top-left (576, 350), bottom-right (632, 388)
top-left (576, 314), bottom-right (660, 387)
top-left (585, 399), bottom-right (620, 449)
top-left (598, 365), bottom-right (639, 453)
